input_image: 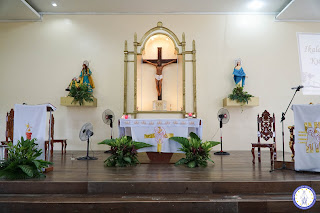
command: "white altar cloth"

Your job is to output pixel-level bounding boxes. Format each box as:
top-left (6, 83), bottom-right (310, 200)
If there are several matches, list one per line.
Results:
top-left (118, 119), bottom-right (202, 153)
top-left (292, 104), bottom-right (320, 172)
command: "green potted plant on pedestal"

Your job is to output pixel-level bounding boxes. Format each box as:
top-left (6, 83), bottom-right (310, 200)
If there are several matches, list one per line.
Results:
top-left (68, 83), bottom-right (94, 106)
top-left (228, 85), bottom-right (253, 105)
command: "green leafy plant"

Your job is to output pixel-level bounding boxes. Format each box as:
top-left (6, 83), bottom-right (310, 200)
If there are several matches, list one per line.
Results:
top-left (98, 136), bottom-right (152, 167)
top-left (170, 132), bottom-right (220, 168)
top-left (68, 83), bottom-right (94, 106)
top-left (228, 85), bottom-right (253, 105)
top-left (0, 137), bottom-right (53, 180)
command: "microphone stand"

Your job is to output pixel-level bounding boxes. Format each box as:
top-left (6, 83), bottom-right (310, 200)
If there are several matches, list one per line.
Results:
top-left (270, 86), bottom-right (301, 172)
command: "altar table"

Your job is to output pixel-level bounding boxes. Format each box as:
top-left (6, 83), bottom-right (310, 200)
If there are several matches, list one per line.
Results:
top-left (118, 119), bottom-right (202, 153)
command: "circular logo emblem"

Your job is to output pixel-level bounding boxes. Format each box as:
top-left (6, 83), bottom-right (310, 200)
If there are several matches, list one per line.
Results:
top-left (293, 185), bottom-right (316, 210)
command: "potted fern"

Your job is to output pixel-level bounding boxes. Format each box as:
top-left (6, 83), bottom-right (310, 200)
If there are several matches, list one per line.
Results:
top-left (170, 132), bottom-right (220, 168)
top-left (68, 83), bottom-right (94, 106)
top-left (98, 136), bottom-right (152, 167)
top-left (0, 137), bottom-right (53, 179)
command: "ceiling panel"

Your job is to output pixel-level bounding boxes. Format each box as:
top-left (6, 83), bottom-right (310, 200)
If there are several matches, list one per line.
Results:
top-left (0, 0), bottom-right (40, 21)
top-left (276, 0), bottom-right (320, 21)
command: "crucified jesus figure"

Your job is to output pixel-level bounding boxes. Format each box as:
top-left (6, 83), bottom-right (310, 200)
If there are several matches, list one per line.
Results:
top-left (143, 47), bottom-right (177, 100)
top-left (143, 59), bottom-right (177, 100)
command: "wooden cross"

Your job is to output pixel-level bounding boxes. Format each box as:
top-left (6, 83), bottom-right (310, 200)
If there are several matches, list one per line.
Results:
top-left (143, 47), bottom-right (177, 100)
top-left (143, 47), bottom-right (177, 66)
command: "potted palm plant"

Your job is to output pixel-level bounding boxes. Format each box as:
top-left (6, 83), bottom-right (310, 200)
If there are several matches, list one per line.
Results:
top-left (170, 132), bottom-right (220, 168)
top-left (0, 137), bottom-right (53, 179)
top-left (98, 136), bottom-right (152, 167)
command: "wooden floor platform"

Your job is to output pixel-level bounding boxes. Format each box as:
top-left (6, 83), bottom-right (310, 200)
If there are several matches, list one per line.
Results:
top-left (0, 151), bottom-right (319, 212)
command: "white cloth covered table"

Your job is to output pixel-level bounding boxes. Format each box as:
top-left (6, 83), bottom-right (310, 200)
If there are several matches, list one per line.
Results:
top-left (119, 118), bottom-right (202, 153)
top-left (292, 104), bottom-right (320, 172)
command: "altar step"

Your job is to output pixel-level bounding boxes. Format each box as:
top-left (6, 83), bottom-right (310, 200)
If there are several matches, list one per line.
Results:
top-left (0, 193), bottom-right (319, 213)
top-left (0, 181), bottom-right (320, 212)
top-left (1, 180), bottom-right (319, 194)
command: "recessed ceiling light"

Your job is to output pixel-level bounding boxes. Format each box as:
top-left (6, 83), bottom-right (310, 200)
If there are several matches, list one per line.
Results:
top-left (248, 1), bottom-right (264, 10)
top-left (52, 3), bottom-right (57, 7)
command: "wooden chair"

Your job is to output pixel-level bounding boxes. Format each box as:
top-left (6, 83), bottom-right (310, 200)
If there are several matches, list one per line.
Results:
top-left (45, 114), bottom-right (67, 159)
top-left (1, 109), bottom-right (14, 159)
top-left (288, 125), bottom-right (295, 161)
top-left (251, 110), bottom-right (277, 165)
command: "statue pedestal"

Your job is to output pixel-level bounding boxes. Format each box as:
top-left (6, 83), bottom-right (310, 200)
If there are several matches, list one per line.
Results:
top-left (153, 100), bottom-right (167, 111)
top-left (223, 97), bottom-right (259, 107)
top-left (60, 97), bottom-right (97, 107)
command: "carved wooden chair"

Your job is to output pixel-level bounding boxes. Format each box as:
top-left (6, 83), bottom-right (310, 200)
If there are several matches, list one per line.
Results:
top-left (251, 110), bottom-right (276, 165)
top-left (1, 109), bottom-right (14, 159)
top-left (288, 125), bottom-right (295, 161)
top-left (45, 114), bottom-right (67, 159)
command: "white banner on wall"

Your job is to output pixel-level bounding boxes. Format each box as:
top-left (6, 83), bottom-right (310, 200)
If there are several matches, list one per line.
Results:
top-left (297, 33), bottom-right (320, 95)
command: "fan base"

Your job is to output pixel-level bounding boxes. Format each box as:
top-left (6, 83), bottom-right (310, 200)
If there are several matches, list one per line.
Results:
top-left (77, 156), bottom-right (98, 160)
top-left (214, 151), bottom-right (230, 155)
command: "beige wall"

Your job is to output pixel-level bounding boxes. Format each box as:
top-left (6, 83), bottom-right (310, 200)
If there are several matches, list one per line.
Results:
top-left (0, 14), bottom-right (319, 151)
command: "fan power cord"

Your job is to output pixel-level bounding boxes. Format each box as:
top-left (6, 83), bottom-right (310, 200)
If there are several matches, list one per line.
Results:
top-left (211, 128), bottom-right (220, 140)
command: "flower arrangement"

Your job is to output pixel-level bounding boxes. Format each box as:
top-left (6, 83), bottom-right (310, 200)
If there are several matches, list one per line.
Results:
top-left (228, 85), bottom-right (253, 105)
top-left (68, 83), bottom-right (94, 106)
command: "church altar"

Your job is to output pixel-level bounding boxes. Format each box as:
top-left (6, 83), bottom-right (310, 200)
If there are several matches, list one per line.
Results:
top-left (118, 118), bottom-right (202, 153)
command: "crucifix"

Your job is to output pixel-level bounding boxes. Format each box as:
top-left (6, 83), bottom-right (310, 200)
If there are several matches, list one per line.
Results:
top-left (143, 47), bottom-right (177, 100)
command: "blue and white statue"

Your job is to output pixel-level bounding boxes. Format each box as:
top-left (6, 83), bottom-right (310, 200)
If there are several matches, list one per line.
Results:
top-left (79, 60), bottom-right (95, 92)
top-left (233, 59), bottom-right (247, 87)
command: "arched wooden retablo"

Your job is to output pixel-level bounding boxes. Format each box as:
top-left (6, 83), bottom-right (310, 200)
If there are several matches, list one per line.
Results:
top-left (123, 21), bottom-right (197, 118)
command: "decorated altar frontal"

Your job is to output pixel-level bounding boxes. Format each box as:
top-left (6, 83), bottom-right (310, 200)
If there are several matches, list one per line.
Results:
top-left (119, 118), bottom-right (202, 153)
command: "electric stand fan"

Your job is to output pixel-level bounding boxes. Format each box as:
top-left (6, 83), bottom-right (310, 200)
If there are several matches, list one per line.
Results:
top-left (77, 123), bottom-right (98, 160)
top-left (214, 108), bottom-right (230, 155)
top-left (102, 109), bottom-right (115, 153)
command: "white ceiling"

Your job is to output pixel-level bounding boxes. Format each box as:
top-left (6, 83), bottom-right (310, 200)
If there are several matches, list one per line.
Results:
top-left (26, 0), bottom-right (290, 14)
top-left (0, 0), bottom-right (319, 22)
